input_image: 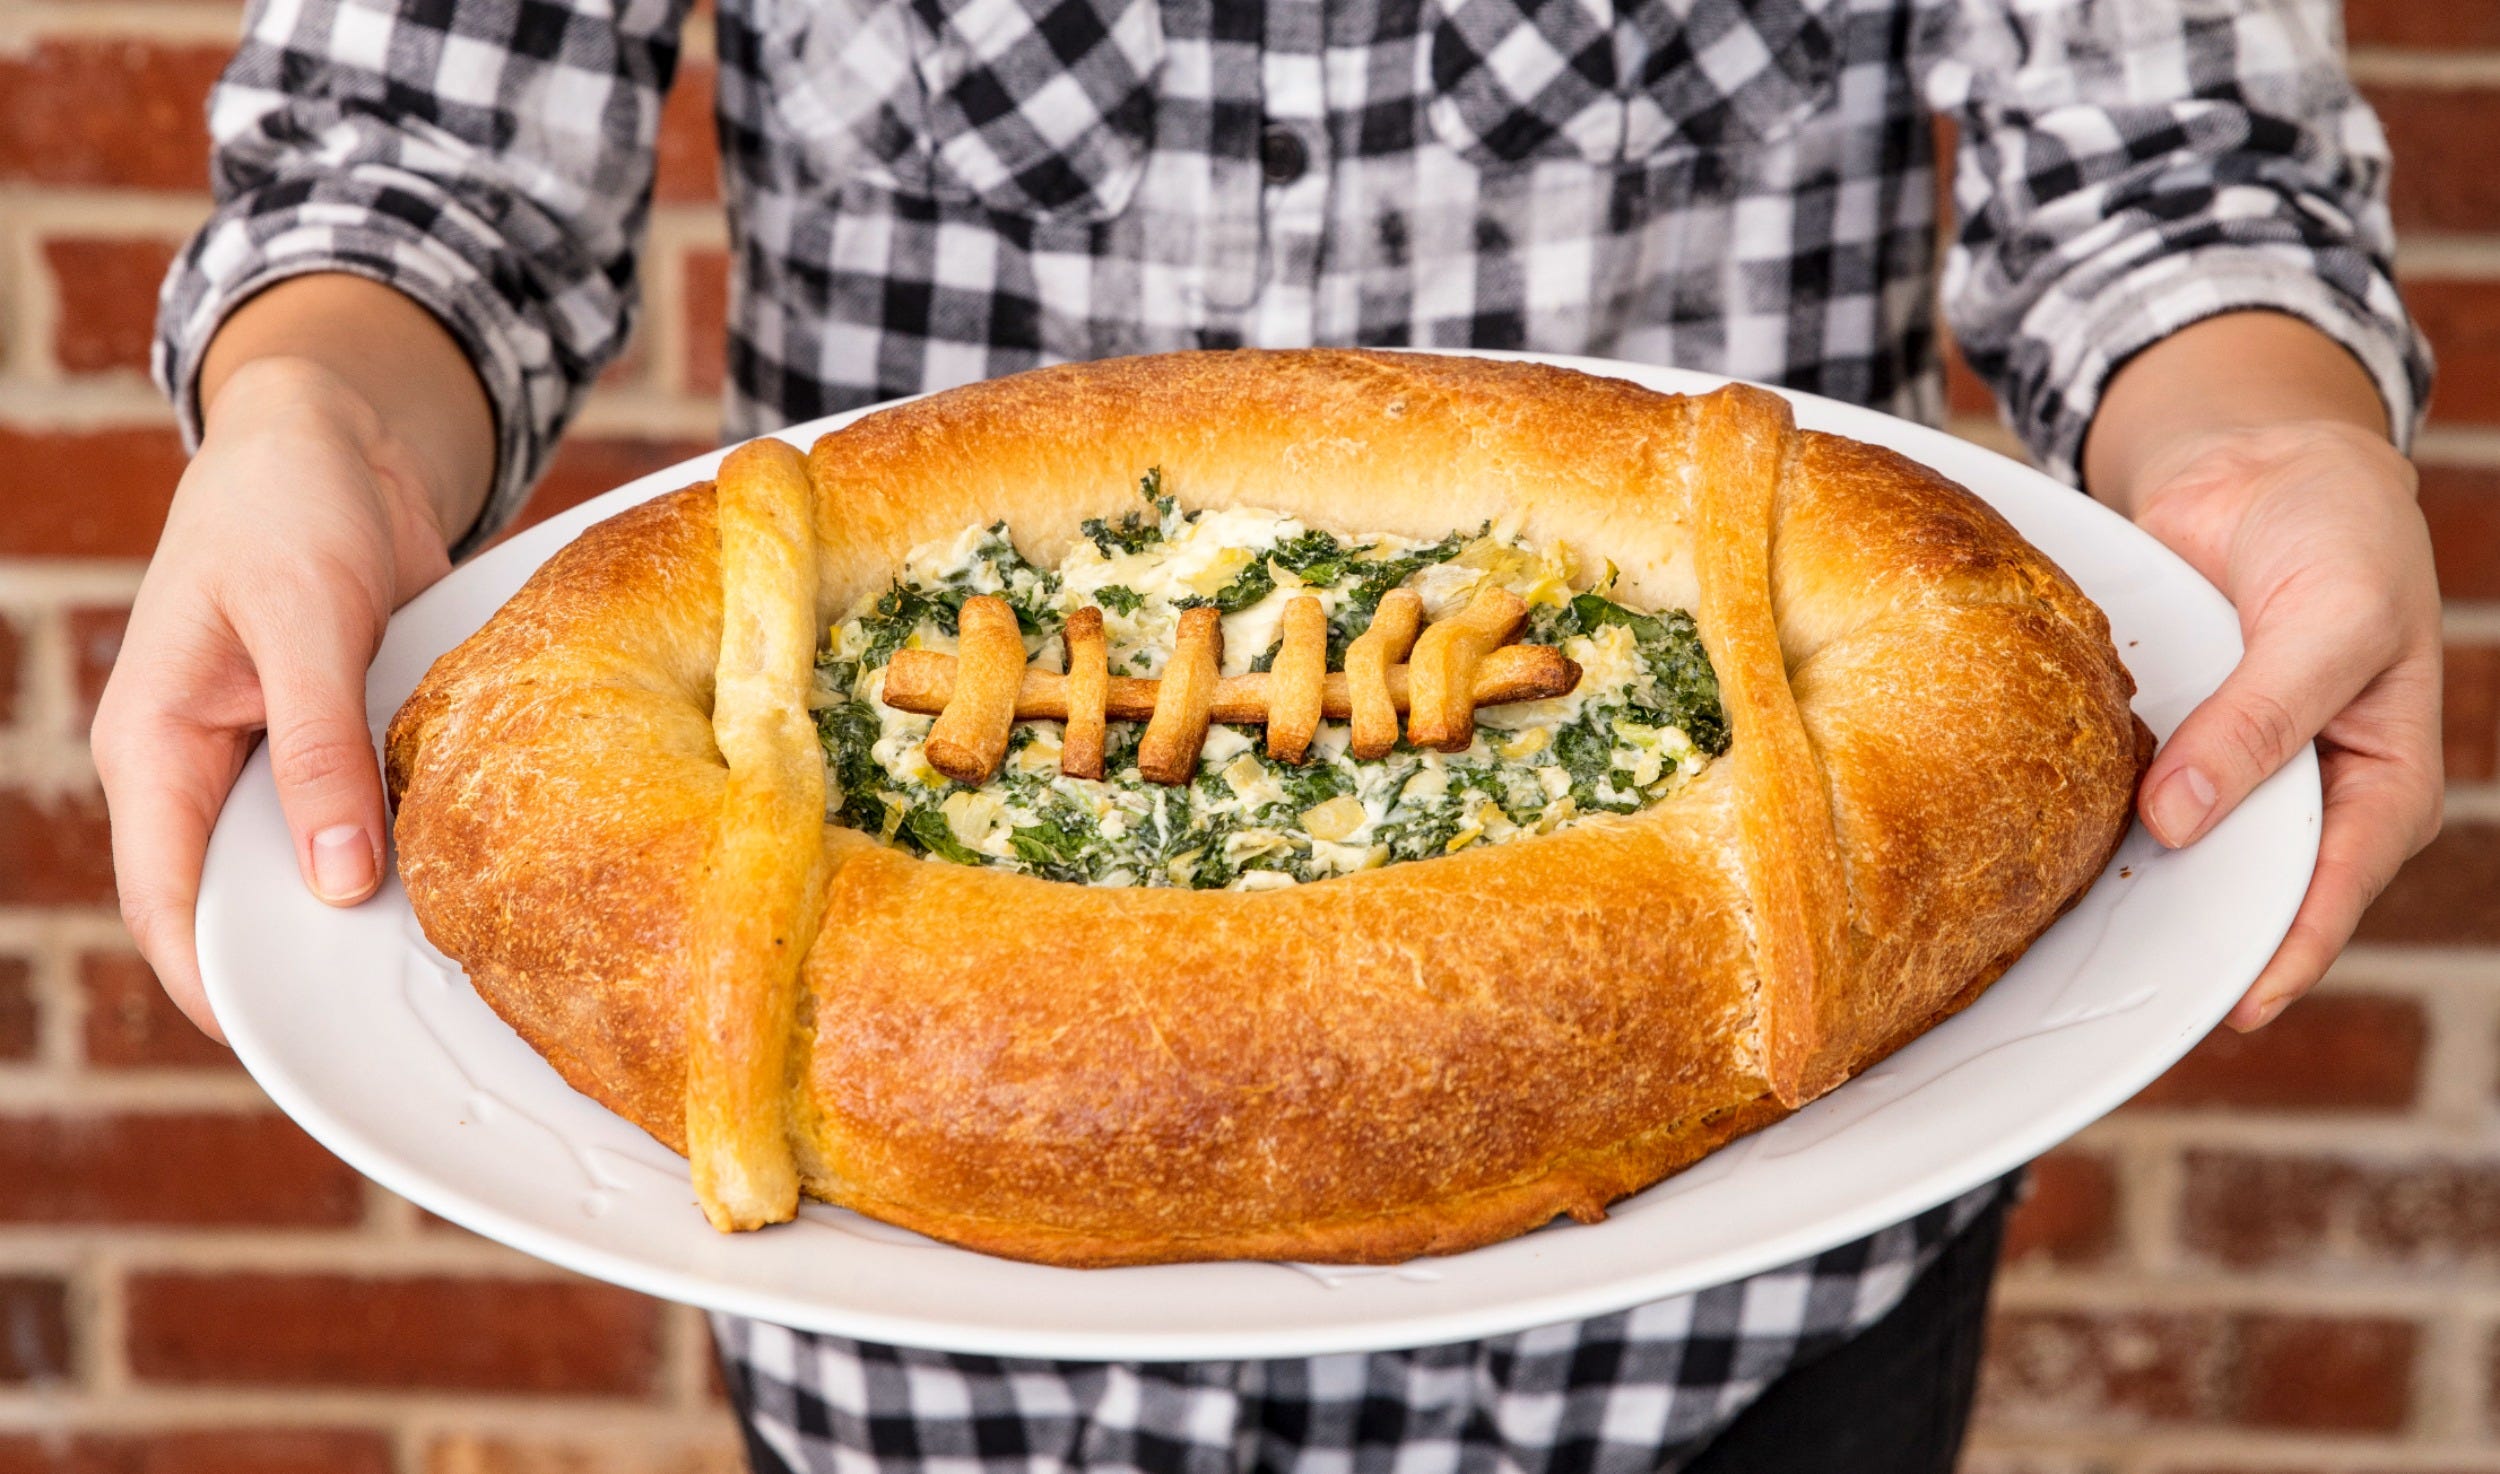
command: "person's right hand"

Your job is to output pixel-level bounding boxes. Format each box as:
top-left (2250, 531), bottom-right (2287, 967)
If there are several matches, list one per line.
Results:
top-left (92, 356), bottom-right (467, 1041)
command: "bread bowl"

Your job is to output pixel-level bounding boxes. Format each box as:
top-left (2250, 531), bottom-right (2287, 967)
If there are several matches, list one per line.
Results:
top-left (382, 349), bottom-right (2150, 1266)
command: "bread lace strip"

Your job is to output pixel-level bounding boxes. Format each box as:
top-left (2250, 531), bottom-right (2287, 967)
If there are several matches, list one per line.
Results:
top-left (1344, 588), bottom-right (1423, 759)
top-left (1138, 606), bottom-right (1223, 785)
top-left (1060, 604), bottom-right (1109, 780)
top-left (688, 439), bottom-right (833, 1232)
top-left (1264, 595), bottom-right (1327, 763)
top-left (923, 594), bottom-right (1024, 784)
top-left (1406, 588), bottom-right (1530, 752)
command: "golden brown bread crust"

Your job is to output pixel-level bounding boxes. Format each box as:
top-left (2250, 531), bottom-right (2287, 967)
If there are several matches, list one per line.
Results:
top-left (383, 349), bottom-right (2147, 1266)
top-left (687, 439), bottom-right (833, 1230)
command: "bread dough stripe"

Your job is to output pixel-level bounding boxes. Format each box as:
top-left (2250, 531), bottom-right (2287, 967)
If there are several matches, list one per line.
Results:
top-left (1683, 385), bottom-right (1856, 1109)
top-left (1265, 595), bottom-right (1327, 762)
top-left (1137, 606), bottom-right (1222, 784)
top-left (1405, 587), bottom-right (1528, 752)
top-left (688, 438), bottom-right (834, 1231)
top-left (1060, 604), bottom-right (1109, 779)
top-left (923, 594), bottom-right (1024, 784)
top-left (1344, 588), bottom-right (1421, 759)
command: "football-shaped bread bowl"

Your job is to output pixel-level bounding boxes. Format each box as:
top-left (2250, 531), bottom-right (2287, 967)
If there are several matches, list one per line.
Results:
top-left (383, 350), bottom-right (2149, 1267)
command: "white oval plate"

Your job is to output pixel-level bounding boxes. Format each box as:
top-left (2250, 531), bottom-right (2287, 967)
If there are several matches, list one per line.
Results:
top-left (198, 351), bottom-right (2316, 1361)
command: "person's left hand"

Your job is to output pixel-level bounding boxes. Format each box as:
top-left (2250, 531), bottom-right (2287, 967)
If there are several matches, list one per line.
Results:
top-left (2124, 419), bottom-right (2441, 1030)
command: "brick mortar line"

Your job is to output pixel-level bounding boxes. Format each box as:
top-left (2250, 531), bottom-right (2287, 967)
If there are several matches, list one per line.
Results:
top-left (0, 564), bottom-right (148, 602)
top-left (0, 909), bottom-right (138, 952)
top-left (0, 1396), bottom-right (737, 1434)
top-left (11, 602), bottom-right (72, 756)
top-left (0, 1071), bottom-right (285, 1108)
top-left (676, 13), bottom-right (714, 65)
top-left (2116, 1127), bottom-right (2183, 1276)
top-left (2073, 1112), bottom-right (2500, 1155)
top-left (0, 186), bottom-right (213, 234)
top-left (0, 1232), bottom-right (571, 1275)
top-left (2400, 233), bottom-right (2500, 277)
top-left (0, 372), bottom-right (720, 436)
top-left (1942, 414), bottom-right (2026, 458)
top-left (0, 730), bottom-right (99, 793)
top-left (659, 1299), bottom-right (719, 1412)
top-left (2329, 945), bottom-right (2500, 983)
top-left (0, 380), bottom-right (172, 426)
top-left (1957, 1433), bottom-right (2137, 1471)
top-left (85, 1243), bottom-right (128, 1396)
top-left (2413, 426), bottom-right (2500, 465)
top-left (2419, 952), bottom-right (2500, 1130)
top-left (2419, 1308), bottom-right (2484, 1442)
top-left (28, 935), bottom-right (82, 1074)
top-left (8, 204), bottom-right (65, 388)
top-left (2444, 605), bottom-right (2500, 641)
top-left (61, 1248), bottom-right (106, 1397)
top-left (1967, 1429), bottom-right (2500, 1470)
top-left (2438, 783), bottom-right (2500, 821)
top-left (638, 240), bottom-right (688, 400)
top-left (365, 1181), bottom-right (426, 1240)
top-left (1950, 1449), bottom-right (2130, 1474)
top-left (571, 389), bottom-right (723, 441)
top-left (2352, 47), bottom-right (2500, 88)
top-left (2311, 955), bottom-right (2500, 990)
top-left (400, 1421), bottom-right (747, 1471)
top-left (0, 3), bottom-right (244, 44)
top-left (643, 209), bottom-right (733, 408)
top-left (1995, 1271), bottom-right (2500, 1312)
top-left (651, 204), bottom-right (730, 249)
top-left (0, 180), bottom-right (32, 384)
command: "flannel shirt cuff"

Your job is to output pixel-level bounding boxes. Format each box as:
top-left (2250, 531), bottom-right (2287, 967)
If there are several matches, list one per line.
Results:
top-left (154, 196), bottom-right (564, 562)
top-left (2018, 244), bottom-right (2430, 487)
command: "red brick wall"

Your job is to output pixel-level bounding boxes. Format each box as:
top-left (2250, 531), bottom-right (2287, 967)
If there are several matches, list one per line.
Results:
top-left (1, 1), bottom-right (2496, 1469)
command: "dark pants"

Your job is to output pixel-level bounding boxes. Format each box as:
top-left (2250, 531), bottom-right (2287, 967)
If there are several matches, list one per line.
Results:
top-left (731, 1184), bottom-right (2011, 1474)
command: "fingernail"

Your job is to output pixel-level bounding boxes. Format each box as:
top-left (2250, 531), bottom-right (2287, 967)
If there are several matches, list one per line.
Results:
top-left (311, 824), bottom-right (376, 902)
top-left (2147, 766), bottom-right (2217, 846)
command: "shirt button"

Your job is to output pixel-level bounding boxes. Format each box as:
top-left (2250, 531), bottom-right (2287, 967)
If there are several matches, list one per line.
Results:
top-left (1261, 126), bottom-right (1309, 185)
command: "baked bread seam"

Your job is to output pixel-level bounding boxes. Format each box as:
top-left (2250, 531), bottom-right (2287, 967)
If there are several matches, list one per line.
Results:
top-left (688, 438), bottom-right (837, 1231)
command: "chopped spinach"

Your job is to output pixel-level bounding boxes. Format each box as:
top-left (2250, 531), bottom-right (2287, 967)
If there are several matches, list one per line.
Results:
top-left (902, 805), bottom-right (983, 865)
top-left (1102, 721), bottom-right (1146, 776)
top-left (1377, 803), bottom-right (1469, 863)
top-left (813, 694), bottom-right (892, 834)
top-left (813, 482), bottom-right (1733, 892)
top-left (855, 583), bottom-right (951, 668)
top-left (1268, 528), bottom-right (1368, 587)
top-left (1327, 526), bottom-right (1477, 649)
top-left (1552, 715), bottom-right (1632, 812)
top-left (1279, 763), bottom-right (1352, 812)
top-left (1006, 814), bottom-right (1095, 882)
top-left (1177, 557), bottom-right (1276, 614)
top-left (1080, 468), bottom-right (1176, 557)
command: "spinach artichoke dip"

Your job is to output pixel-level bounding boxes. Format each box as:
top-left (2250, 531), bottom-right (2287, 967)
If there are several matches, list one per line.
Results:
top-left (811, 474), bottom-right (1730, 889)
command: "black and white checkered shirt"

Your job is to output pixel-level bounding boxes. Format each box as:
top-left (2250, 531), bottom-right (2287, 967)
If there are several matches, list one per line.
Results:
top-left (160, 0), bottom-right (2428, 1465)
top-left (160, 0), bottom-right (2428, 556)
top-left (714, 1183), bottom-right (2005, 1474)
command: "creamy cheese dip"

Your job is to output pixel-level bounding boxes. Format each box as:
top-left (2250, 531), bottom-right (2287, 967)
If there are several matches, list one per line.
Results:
top-left (811, 473), bottom-right (1729, 889)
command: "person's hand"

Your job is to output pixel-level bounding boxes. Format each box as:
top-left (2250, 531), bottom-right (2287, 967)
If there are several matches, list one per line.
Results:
top-left (2123, 419), bottom-right (2441, 1030)
top-left (92, 357), bottom-right (466, 1041)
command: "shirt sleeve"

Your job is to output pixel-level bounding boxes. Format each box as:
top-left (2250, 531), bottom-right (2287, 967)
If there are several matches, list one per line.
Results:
top-left (1918, 0), bottom-right (2433, 485)
top-left (154, 0), bottom-right (692, 557)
